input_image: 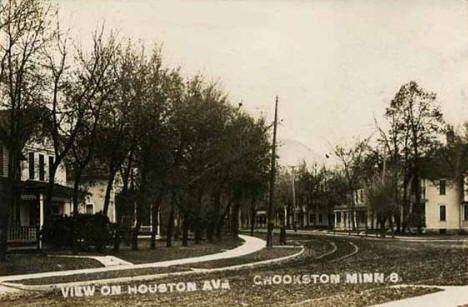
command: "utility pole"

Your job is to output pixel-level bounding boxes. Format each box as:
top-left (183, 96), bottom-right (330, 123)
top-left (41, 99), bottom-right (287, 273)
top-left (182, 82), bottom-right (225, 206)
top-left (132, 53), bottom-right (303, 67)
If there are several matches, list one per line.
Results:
top-left (291, 166), bottom-right (297, 232)
top-left (266, 96), bottom-right (278, 248)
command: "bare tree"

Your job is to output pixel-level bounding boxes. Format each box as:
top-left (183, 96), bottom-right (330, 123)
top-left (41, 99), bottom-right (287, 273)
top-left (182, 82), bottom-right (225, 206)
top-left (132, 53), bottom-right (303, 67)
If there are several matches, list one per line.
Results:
top-left (334, 139), bottom-right (369, 231)
top-left (43, 27), bottom-right (118, 214)
top-left (0, 0), bottom-right (56, 261)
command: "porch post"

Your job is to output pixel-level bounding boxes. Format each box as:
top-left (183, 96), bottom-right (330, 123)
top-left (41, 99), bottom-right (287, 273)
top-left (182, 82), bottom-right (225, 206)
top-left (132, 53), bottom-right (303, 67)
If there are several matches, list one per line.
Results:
top-left (39, 193), bottom-right (44, 249)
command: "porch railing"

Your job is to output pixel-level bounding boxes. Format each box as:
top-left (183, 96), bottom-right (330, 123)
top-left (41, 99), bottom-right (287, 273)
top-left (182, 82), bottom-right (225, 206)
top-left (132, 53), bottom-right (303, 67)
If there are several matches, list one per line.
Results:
top-left (8, 226), bottom-right (37, 242)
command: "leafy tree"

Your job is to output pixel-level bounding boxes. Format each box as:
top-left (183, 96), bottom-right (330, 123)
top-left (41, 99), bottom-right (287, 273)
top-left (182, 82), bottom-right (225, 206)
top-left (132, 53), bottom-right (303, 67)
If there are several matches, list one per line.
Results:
top-left (384, 81), bottom-right (445, 232)
top-left (365, 173), bottom-right (399, 237)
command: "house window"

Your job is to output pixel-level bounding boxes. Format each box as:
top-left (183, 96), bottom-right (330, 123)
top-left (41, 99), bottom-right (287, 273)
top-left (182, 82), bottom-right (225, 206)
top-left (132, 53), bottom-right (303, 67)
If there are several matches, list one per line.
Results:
top-left (360, 211), bottom-right (367, 223)
top-left (464, 205), bottom-right (468, 221)
top-left (439, 180), bottom-right (446, 195)
top-left (309, 214), bottom-right (315, 224)
top-left (48, 156), bottom-right (54, 180)
top-left (28, 152), bottom-right (34, 179)
top-left (318, 214), bottom-right (323, 223)
top-left (360, 190), bottom-right (364, 202)
top-left (39, 154), bottom-right (45, 181)
top-left (336, 212), bottom-right (341, 223)
top-left (86, 204), bottom-right (94, 214)
top-left (440, 205), bottom-right (446, 221)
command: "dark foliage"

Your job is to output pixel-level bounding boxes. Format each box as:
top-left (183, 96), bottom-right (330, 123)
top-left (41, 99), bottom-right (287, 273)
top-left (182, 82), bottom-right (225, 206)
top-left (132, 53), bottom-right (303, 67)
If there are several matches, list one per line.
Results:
top-left (42, 213), bottom-right (112, 252)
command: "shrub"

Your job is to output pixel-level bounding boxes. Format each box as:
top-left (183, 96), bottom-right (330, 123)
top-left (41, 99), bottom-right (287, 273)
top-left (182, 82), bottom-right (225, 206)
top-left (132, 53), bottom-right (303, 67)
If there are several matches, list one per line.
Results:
top-left (42, 213), bottom-right (113, 252)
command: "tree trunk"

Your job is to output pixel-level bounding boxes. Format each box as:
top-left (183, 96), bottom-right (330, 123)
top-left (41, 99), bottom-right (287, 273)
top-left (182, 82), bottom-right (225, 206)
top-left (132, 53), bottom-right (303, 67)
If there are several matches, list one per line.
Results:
top-left (0, 215), bottom-right (8, 261)
top-left (182, 213), bottom-right (189, 247)
top-left (1, 150), bottom-right (21, 261)
top-left (72, 165), bottom-right (85, 213)
top-left (216, 201), bottom-right (231, 241)
top-left (193, 189), bottom-right (203, 244)
top-left (166, 192), bottom-right (176, 247)
top-left (113, 222), bottom-right (121, 252)
top-left (379, 216), bottom-right (386, 238)
top-left (150, 198), bottom-right (161, 250)
top-left (194, 222), bottom-right (202, 244)
top-left (207, 191), bottom-right (221, 242)
top-left (394, 211), bottom-right (401, 234)
top-left (249, 196), bottom-right (256, 236)
top-left (249, 209), bottom-right (256, 236)
top-left (131, 218), bottom-right (141, 250)
top-left (390, 216), bottom-right (395, 238)
top-left (0, 183), bottom-right (11, 261)
top-left (45, 164), bottom-right (58, 213)
top-left (231, 199), bottom-right (240, 240)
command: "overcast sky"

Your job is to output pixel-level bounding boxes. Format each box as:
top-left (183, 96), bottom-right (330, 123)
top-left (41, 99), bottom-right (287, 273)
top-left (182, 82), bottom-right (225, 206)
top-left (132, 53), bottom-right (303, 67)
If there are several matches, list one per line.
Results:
top-left (56, 0), bottom-right (468, 166)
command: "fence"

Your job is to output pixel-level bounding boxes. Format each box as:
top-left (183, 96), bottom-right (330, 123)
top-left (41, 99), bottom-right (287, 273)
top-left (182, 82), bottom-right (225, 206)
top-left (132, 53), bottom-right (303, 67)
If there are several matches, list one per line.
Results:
top-left (8, 226), bottom-right (37, 242)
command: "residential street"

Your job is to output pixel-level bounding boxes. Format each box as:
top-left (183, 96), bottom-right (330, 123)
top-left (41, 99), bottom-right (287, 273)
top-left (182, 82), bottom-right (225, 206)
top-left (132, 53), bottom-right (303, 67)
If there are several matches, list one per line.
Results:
top-left (1, 1), bottom-right (468, 306)
top-left (1, 232), bottom-right (466, 306)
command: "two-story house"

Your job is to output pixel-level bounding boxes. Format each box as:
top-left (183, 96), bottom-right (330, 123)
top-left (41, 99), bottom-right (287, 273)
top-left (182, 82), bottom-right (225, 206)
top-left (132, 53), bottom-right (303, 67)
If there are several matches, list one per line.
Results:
top-left (0, 138), bottom-right (74, 248)
top-left (424, 177), bottom-right (468, 234)
top-left (333, 188), bottom-right (372, 231)
top-left (332, 177), bottom-right (468, 234)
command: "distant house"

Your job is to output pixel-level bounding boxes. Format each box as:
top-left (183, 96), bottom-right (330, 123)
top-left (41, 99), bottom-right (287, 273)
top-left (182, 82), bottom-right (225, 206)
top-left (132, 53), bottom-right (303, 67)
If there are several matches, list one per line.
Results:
top-left (333, 188), bottom-right (371, 231)
top-left (333, 179), bottom-right (468, 234)
top-left (72, 169), bottom-right (157, 236)
top-left (69, 171), bottom-right (120, 223)
top-left (242, 201), bottom-right (331, 230)
top-left (424, 177), bottom-right (468, 234)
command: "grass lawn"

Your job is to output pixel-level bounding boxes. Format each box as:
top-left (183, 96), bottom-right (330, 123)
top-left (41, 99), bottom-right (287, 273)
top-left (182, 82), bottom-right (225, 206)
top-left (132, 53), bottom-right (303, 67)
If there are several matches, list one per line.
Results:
top-left (17, 244), bottom-right (301, 285)
top-left (46, 237), bottom-right (244, 265)
top-left (106, 238), bottom-right (243, 264)
top-left (298, 286), bottom-right (442, 307)
top-left (0, 254), bottom-right (103, 276)
top-left (2, 234), bottom-right (467, 306)
top-left (18, 266), bottom-right (190, 285)
top-left (2, 238), bottom-right (243, 277)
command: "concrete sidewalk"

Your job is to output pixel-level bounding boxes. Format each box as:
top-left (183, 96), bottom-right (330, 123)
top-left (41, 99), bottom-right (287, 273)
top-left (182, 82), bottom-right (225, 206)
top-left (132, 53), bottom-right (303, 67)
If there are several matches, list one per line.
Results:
top-left (48, 255), bottom-right (133, 267)
top-left (0, 234), bottom-right (265, 283)
top-left (371, 285), bottom-right (468, 307)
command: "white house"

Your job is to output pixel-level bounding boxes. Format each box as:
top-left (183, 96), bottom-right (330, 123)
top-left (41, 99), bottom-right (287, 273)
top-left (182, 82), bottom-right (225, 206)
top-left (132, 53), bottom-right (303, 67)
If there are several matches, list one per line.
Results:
top-left (333, 178), bottom-right (468, 234)
top-left (333, 188), bottom-right (374, 231)
top-left (1, 138), bottom-right (73, 247)
top-left (73, 174), bottom-right (120, 223)
top-left (424, 178), bottom-right (468, 234)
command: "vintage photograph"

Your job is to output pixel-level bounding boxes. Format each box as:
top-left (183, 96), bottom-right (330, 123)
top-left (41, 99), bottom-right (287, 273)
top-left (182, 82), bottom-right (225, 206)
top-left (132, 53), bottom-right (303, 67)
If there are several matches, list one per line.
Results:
top-left (0, 0), bottom-right (467, 306)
